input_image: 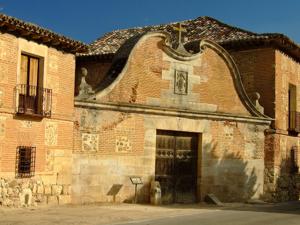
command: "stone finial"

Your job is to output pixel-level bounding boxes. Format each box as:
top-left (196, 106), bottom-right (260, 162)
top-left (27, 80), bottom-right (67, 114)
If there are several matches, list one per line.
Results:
top-left (81, 67), bottom-right (88, 77)
top-left (251, 92), bottom-right (264, 114)
top-left (76, 67), bottom-right (95, 100)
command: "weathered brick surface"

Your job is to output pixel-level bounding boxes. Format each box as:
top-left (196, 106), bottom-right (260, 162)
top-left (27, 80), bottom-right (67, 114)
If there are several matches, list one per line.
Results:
top-left (274, 50), bottom-right (300, 130)
top-left (231, 48), bottom-right (275, 118)
top-left (232, 48), bottom-right (300, 202)
top-left (94, 36), bottom-right (251, 116)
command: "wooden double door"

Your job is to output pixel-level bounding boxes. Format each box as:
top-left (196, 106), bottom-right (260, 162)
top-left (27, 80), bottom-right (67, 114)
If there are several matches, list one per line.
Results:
top-left (155, 130), bottom-right (198, 204)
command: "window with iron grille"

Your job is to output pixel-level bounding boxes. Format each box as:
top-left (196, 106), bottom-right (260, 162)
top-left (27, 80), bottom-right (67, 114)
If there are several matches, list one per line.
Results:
top-left (16, 146), bottom-right (36, 178)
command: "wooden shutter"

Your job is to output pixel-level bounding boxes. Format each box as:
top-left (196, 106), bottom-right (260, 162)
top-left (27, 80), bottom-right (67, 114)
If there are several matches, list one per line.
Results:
top-left (20, 55), bottom-right (28, 95)
top-left (289, 84), bottom-right (297, 130)
top-left (29, 57), bottom-right (39, 96)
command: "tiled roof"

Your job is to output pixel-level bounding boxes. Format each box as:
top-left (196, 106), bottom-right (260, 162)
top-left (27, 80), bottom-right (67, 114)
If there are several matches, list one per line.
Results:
top-left (83, 16), bottom-right (270, 56)
top-left (0, 13), bottom-right (87, 53)
top-left (82, 16), bottom-right (300, 61)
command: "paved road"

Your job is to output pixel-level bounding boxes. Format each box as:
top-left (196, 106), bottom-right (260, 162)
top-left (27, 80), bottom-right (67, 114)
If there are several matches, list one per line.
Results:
top-left (1, 201), bottom-right (299, 225)
top-left (113, 202), bottom-right (300, 225)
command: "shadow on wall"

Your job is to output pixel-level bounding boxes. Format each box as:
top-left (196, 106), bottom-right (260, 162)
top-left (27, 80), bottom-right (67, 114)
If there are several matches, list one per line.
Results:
top-left (120, 142), bottom-right (261, 204)
top-left (265, 156), bottom-right (300, 202)
top-left (121, 141), bottom-right (261, 204)
top-left (205, 142), bottom-right (259, 202)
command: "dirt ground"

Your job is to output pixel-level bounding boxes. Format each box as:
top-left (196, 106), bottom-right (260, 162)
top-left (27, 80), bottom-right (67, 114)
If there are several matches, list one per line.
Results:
top-left (0, 203), bottom-right (221, 225)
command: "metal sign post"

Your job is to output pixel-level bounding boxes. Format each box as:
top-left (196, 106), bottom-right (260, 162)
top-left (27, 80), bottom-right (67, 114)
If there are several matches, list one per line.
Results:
top-left (130, 177), bottom-right (143, 204)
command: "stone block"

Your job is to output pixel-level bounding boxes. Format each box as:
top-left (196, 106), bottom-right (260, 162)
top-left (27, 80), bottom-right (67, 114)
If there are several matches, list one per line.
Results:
top-left (2, 187), bottom-right (8, 197)
top-left (8, 180), bottom-right (18, 188)
top-left (35, 193), bottom-right (46, 203)
top-left (31, 184), bottom-right (37, 194)
top-left (19, 188), bottom-right (32, 207)
top-left (37, 185), bottom-right (44, 194)
top-left (58, 195), bottom-right (71, 205)
top-left (2, 198), bottom-right (13, 207)
top-left (7, 188), bottom-right (13, 196)
top-left (54, 149), bottom-right (65, 157)
top-left (13, 198), bottom-right (21, 208)
top-left (44, 185), bottom-right (51, 195)
top-left (0, 178), bottom-right (6, 187)
top-left (51, 185), bottom-right (63, 196)
top-left (46, 195), bottom-right (59, 205)
top-left (62, 185), bottom-right (71, 195)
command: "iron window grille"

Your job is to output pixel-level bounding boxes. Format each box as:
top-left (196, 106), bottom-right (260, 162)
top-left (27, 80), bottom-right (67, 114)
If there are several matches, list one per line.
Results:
top-left (15, 84), bottom-right (52, 117)
top-left (15, 146), bottom-right (36, 178)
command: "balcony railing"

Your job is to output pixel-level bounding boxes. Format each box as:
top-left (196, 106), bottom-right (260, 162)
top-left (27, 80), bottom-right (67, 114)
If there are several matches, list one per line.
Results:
top-left (289, 111), bottom-right (300, 133)
top-left (15, 84), bottom-right (52, 117)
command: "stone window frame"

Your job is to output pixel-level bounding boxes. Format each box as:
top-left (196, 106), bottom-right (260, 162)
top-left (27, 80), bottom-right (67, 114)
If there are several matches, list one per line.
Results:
top-left (15, 38), bottom-right (53, 117)
top-left (15, 146), bottom-right (36, 178)
top-left (16, 51), bottom-right (52, 117)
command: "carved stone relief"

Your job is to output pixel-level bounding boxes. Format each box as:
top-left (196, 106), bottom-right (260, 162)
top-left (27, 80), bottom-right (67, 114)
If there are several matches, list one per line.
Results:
top-left (82, 133), bottom-right (99, 152)
top-left (45, 122), bottom-right (58, 146)
top-left (174, 70), bottom-right (188, 95)
top-left (115, 136), bottom-right (132, 153)
top-left (79, 109), bottom-right (100, 131)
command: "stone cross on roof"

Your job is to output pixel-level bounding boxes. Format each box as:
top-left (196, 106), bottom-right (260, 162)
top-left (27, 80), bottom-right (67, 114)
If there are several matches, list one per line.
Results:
top-left (172, 23), bottom-right (187, 44)
top-left (172, 23), bottom-right (190, 55)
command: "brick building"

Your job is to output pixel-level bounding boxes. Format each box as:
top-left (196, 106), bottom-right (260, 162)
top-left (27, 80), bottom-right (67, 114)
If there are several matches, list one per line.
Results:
top-left (0, 14), bottom-right (300, 206)
top-left (0, 14), bottom-right (86, 206)
top-left (74, 17), bottom-right (300, 203)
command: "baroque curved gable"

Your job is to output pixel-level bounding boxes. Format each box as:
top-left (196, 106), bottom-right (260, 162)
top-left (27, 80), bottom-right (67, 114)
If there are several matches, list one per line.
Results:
top-left (83, 31), bottom-right (268, 119)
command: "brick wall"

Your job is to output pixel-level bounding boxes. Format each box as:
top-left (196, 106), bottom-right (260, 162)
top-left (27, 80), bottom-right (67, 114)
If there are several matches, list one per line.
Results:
top-left (231, 48), bottom-right (300, 201)
top-left (0, 33), bottom-right (75, 195)
top-left (274, 50), bottom-right (300, 130)
top-left (230, 48), bottom-right (275, 118)
top-left (92, 35), bottom-right (251, 117)
top-left (261, 50), bottom-right (300, 202)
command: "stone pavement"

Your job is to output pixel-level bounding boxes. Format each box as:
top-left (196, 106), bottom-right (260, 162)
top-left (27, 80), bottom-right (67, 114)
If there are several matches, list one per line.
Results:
top-left (0, 202), bottom-right (299, 225)
top-left (0, 203), bottom-right (221, 225)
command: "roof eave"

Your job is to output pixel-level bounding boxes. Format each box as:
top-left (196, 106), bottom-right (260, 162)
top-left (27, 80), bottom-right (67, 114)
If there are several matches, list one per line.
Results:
top-left (221, 36), bottom-right (300, 63)
top-left (0, 13), bottom-right (88, 54)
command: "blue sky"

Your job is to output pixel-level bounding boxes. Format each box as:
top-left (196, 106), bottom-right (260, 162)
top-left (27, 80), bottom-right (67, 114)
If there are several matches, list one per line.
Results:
top-left (1, 0), bottom-right (300, 44)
